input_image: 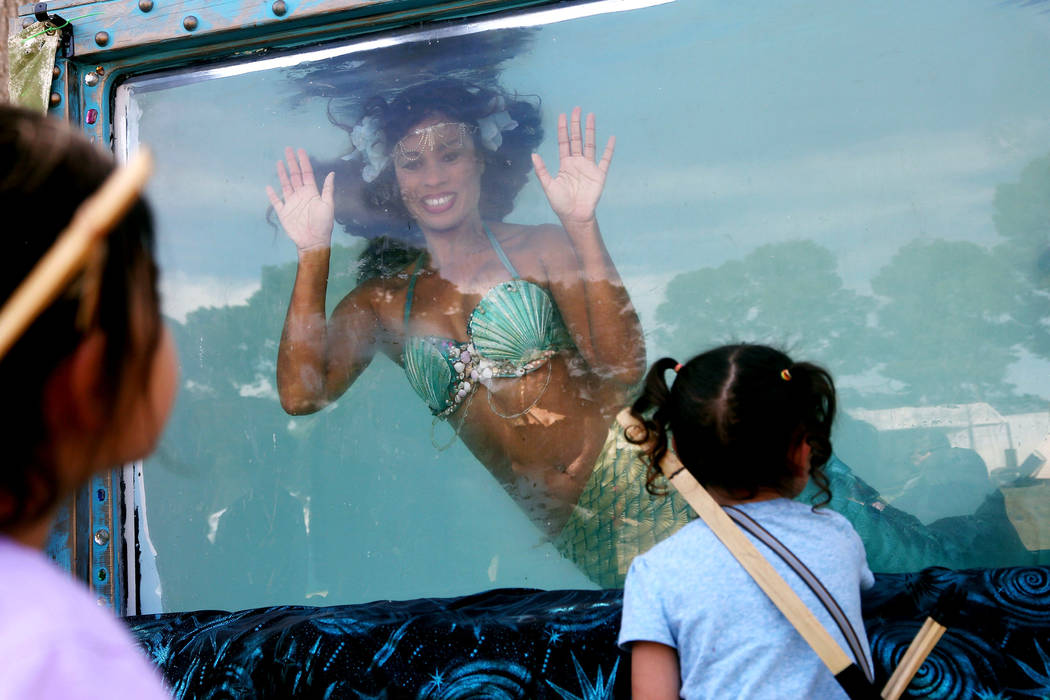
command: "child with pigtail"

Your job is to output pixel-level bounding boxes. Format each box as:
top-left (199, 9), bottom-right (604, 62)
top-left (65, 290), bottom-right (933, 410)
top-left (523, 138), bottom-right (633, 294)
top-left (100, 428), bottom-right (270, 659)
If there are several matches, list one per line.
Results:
top-left (0, 104), bottom-right (173, 698)
top-left (618, 345), bottom-right (874, 699)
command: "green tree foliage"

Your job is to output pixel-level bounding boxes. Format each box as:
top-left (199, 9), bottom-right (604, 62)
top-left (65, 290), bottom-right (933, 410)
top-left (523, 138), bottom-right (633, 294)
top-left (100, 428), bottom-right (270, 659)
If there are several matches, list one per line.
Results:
top-left (992, 154), bottom-right (1050, 361)
top-left (655, 240), bottom-right (876, 374)
top-left (148, 244), bottom-right (366, 611)
top-left (871, 239), bottom-right (1026, 405)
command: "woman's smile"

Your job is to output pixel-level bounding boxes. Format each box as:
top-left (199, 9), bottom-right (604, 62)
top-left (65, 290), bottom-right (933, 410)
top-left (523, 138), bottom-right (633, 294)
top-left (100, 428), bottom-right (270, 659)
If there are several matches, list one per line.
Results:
top-left (420, 192), bottom-right (456, 214)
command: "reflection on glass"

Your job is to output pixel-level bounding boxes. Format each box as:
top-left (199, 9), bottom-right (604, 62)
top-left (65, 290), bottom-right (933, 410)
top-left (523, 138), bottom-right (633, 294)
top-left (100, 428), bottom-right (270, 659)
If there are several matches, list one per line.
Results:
top-left (120, 0), bottom-right (1050, 613)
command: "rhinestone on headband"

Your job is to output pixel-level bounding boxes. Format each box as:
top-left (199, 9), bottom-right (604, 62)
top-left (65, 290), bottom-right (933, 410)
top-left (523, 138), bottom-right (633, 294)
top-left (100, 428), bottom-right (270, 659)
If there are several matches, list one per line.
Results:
top-left (394, 122), bottom-right (477, 167)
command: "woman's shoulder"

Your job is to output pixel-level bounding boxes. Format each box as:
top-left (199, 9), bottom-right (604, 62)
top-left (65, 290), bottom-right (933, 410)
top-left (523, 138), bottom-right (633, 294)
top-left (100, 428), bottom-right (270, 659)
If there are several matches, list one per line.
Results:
top-left (488, 222), bottom-right (574, 279)
top-left (490, 221), bottom-right (570, 252)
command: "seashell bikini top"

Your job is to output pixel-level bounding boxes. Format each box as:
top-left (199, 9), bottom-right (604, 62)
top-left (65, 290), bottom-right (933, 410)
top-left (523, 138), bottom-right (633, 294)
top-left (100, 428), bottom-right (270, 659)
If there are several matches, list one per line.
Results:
top-left (401, 226), bottom-right (572, 418)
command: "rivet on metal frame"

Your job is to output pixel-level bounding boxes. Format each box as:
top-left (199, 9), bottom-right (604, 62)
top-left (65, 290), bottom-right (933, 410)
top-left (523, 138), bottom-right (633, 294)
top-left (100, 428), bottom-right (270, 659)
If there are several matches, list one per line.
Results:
top-left (49, 92), bottom-right (61, 106)
top-left (84, 72), bottom-right (100, 87)
top-left (138, 0), bottom-right (154, 12)
top-left (94, 31), bottom-right (110, 47)
top-left (52, 65), bottom-right (61, 78)
top-left (272, 0), bottom-right (288, 16)
top-left (93, 528), bottom-right (109, 547)
top-left (183, 15), bottom-right (198, 31)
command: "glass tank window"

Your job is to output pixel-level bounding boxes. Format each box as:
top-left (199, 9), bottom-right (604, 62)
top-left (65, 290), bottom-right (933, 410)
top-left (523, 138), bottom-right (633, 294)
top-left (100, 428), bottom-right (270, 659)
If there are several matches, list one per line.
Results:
top-left (114, 0), bottom-right (1050, 613)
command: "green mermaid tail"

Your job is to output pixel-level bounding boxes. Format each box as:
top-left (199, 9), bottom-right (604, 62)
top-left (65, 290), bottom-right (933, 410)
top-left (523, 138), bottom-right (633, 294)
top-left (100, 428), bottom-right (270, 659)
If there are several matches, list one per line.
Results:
top-left (553, 422), bottom-right (693, 588)
top-left (555, 435), bottom-right (1037, 588)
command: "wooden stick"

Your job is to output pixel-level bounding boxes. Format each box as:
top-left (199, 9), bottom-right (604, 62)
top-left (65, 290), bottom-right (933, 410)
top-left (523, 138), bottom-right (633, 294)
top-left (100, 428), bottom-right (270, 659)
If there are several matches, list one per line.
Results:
top-left (0, 150), bottom-right (153, 361)
top-left (881, 618), bottom-right (936, 698)
top-left (881, 619), bottom-right (946, 700)
top-left (658, 448), bottom-right (855, 675)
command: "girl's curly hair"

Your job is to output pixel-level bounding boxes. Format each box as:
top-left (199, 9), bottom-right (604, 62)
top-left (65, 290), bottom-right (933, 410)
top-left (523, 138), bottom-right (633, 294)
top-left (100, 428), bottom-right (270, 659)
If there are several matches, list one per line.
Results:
top-left (628, 345), bottom-right (836, 507)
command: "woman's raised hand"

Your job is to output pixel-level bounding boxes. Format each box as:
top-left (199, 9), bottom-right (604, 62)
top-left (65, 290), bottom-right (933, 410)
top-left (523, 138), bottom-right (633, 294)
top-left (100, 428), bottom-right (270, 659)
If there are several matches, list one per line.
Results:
top-left (266, 147), bottom-right (336, 253)
top-left (532, 107), bottom-right (615, 226)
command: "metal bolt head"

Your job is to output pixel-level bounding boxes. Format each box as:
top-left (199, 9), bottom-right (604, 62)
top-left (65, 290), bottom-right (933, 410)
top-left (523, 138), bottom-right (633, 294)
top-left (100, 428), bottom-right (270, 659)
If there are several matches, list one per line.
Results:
top-left (84, 72), bottom-right (99, 87)
top-left (183, 15), bottom-right (198, 31)
top-left (49, 92), bottom-right (61, 107)
top-left (272, 0), bottom-right (287, 16)
top-left (93, 528), bottom-right (109, 547)
top-left (52, 65), bottom-right (61, 78)
top-left (138, 0), bottom-right (154, 12)
top-left (94, 31), bottom-right (109, 47)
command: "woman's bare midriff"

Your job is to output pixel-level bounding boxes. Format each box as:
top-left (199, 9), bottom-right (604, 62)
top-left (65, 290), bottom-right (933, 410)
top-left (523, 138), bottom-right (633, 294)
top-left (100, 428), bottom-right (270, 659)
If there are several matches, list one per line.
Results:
top-left (453, 356), bottom-right (620, 538)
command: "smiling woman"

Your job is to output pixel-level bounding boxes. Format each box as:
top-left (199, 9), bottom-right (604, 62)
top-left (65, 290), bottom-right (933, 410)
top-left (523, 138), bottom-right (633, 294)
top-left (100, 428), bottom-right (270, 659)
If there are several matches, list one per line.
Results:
top-left (267, 78), bottom-right (693, 588)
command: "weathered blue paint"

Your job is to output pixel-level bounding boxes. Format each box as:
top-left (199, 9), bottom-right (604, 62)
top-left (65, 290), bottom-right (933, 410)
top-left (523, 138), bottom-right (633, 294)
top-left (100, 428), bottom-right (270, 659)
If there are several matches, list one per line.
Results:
top-left (89, 472), bottom-right (118, 612)
top-left (20, 0), bottom-right (557, 60)
top-left (44, 501), bottom-right (73, 573)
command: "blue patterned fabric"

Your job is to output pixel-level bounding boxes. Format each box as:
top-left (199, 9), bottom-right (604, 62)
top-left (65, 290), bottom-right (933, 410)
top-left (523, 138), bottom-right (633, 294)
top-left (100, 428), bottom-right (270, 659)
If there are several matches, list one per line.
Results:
top-left (127, 568), bottom-right (1050, 698)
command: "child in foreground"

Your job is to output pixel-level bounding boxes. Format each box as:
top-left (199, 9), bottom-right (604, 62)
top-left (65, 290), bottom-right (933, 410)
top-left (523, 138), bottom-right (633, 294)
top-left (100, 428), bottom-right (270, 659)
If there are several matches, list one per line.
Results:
top-left (618, 345), bottom-right (874, 699)
top-left (0, 105), bottom-right (173, 698)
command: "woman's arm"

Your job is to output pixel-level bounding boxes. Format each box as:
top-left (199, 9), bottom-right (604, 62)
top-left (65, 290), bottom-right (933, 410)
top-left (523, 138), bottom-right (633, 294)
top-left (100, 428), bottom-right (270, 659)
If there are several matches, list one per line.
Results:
top-left (631, 641), bottom-right (682, 700)
top-left (269, 148), bottom-right (381, 414)
top-left (532, 109), bottom-right (646, 387)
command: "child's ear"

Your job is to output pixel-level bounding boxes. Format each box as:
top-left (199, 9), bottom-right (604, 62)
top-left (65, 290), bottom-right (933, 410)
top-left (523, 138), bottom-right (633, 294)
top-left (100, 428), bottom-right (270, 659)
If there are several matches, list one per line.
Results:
top-left (44, 331), bottom-right (109, 434)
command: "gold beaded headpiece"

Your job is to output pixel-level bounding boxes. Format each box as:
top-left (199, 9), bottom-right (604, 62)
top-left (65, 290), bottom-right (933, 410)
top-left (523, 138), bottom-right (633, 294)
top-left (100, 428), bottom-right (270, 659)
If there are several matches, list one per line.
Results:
top-left (393, 122), bottom-right (478, 168)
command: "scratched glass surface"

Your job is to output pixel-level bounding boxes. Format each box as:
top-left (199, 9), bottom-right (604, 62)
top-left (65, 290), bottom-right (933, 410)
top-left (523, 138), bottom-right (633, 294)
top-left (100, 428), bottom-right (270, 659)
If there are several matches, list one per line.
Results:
top-left (120, 0), bottom-right (1050, 613)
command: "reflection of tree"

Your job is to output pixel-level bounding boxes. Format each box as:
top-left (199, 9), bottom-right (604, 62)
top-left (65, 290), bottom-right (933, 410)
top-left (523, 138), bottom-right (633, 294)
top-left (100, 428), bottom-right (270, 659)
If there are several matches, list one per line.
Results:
top-left (148, 245), bottom-right (363, 611)
top-left (655, 146), bottom-right (1050, 413)
top-left (992, 154), bottom-right (1050, 362)
top-left (655, 240), bottom-right (876, 374)
top-left (870, 239), bottom-right (1027, 406)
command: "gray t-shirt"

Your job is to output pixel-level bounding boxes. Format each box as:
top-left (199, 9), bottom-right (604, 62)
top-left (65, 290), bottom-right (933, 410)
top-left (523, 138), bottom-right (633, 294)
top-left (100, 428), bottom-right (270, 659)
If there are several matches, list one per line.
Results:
top-left (619, 498), bottom-right (874, 699)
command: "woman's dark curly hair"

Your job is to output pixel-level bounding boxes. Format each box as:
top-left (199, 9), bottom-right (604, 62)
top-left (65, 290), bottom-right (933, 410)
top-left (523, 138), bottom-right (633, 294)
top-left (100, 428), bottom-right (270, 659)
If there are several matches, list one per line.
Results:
top-left (628, 345), bottom-right (836, 506)
top-left (0, 105), bottom-right (160, 530)
top-left (330, 79), bottom-right (543, 281)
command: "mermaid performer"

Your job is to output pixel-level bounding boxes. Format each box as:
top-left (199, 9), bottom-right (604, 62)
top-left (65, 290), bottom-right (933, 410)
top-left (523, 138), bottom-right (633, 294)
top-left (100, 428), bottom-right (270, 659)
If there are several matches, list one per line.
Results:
top-left (270, 79), bottom-right (692, 588)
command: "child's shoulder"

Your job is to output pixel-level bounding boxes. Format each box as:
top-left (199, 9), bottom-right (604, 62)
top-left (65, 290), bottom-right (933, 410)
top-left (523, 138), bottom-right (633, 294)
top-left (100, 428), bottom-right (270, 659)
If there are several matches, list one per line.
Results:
top-left (761, 496), bottom-right (857, 525)
top-left (631, 516), bottom-right (724, 572)
top-left (0, 537), bottom-right (169, 697)
top-left (0, 537), bottom-right (113, 643)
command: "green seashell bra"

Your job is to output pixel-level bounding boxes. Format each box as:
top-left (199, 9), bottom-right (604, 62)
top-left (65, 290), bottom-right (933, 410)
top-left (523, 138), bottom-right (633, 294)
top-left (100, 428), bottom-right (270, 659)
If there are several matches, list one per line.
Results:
top-left (401, 226), bottom-right (572, 418)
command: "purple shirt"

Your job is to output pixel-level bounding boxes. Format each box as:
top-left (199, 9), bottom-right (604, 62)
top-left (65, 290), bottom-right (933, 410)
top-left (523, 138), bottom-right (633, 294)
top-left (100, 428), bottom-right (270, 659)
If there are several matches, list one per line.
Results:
top-left (0, 536), bottom-right (170, 699)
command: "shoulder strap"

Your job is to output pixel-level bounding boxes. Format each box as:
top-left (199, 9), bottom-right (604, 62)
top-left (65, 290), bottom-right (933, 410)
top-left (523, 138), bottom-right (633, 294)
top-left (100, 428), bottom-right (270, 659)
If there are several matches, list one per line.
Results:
top-left (657, 450), bottom-right (880, 700)
top-left (483, 225), bottom-right (521, 279)
top-left (403, 254), bottom-right (426, 326)
top-left (725, 505), bottom-right (873, 683)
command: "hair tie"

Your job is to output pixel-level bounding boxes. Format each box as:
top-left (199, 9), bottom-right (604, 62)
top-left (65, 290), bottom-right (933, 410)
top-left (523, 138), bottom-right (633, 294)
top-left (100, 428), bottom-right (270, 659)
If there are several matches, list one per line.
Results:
top-left (674, 363), bottom-right (683, 373)
top-left (780, 368), bottom-right (792, 381)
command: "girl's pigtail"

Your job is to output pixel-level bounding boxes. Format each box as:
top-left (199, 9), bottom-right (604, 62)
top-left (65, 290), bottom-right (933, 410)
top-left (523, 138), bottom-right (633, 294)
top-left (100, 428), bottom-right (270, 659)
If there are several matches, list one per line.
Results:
top-left (789, 361), bottom-right (837, 508)
top-left (627, 357), bottom-right (680, 496)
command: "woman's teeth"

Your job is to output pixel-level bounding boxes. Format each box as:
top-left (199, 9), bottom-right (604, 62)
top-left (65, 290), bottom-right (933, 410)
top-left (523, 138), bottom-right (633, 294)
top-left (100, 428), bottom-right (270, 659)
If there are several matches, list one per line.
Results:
top-left (423, 194), bottom-right (454, 210)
